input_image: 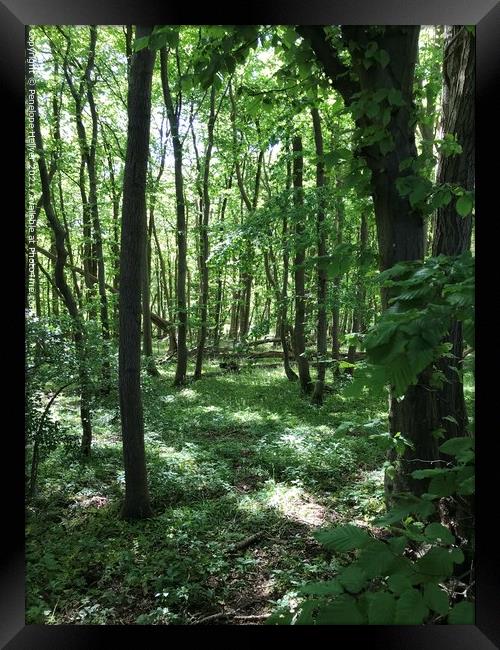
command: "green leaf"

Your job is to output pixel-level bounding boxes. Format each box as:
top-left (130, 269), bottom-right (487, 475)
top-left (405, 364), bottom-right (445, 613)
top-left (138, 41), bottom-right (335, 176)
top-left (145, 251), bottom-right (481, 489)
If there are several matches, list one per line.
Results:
top-left (133, 36), bottom-right (150, 52)
top-left (388, 88), bottom-right (405, 107)
top-left (338, 566), bottom-right (368, 594)
top-left (423, 583), bottom-right (449, 616)
top-left (456, 193), bottom-right (474, 217)
top-left (395, 589), bottom-right (429, 624)
top-left (424, 523), bottom-right (455, 545)
top-left (358, 539), bottom-right (395, 578)
top-left (300, 580), bottom-right (344, 596)
top-left (314, 525), bottom-right (370, 552)
top-left (387, 573), bottom-right (413, 595)
top-left (416, 547), bottom-right (458, 578)
top-left (367, 591), bottom-right (396, 623)
top-left (387, 535), bottom-right (408, 555)
top-left (315, 595), bottom-right (366, 625)
top-left (293, 599), bottom-right (317, 625)
top-left (376, 49), bottom-right (390, 68)
top-left (448, 600), bottom-right (474, 624)
top-left (439, 436), bottom-right (474, 458)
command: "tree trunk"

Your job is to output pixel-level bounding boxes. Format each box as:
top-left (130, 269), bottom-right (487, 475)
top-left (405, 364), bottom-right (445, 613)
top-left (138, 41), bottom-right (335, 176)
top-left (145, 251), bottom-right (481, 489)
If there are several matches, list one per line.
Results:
top-left (299, 26), bottom-right (441, 497)
top-left (160, 45), bottom-right (188, 386)
top-left (347, 208), bottom-right (368, 372)
top-left (194, 86), bottom-right (216, 379)
top-left (292, 135), bottom-right (312, 394)
top-left (32, 81), bottom-right (93, 458)
top-left (331, 190), bottom-right (344, 367)
top-left (431, 26), bottom-right (474, 442)
top-left (118, 25), bottom-right (155, 520)
top-left (310, 108), bottom-right (328, 405)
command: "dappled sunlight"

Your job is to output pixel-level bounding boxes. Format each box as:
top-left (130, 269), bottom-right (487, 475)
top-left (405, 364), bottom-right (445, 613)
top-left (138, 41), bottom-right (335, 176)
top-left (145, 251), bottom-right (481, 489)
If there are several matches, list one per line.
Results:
top-left (237, 479), bottom-right (337, 528)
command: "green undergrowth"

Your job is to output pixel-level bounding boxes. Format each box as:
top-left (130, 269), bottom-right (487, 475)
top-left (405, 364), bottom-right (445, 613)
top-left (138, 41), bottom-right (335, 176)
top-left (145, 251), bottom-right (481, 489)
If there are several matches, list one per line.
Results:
top-left (26, 362), bottom-right (399, 624)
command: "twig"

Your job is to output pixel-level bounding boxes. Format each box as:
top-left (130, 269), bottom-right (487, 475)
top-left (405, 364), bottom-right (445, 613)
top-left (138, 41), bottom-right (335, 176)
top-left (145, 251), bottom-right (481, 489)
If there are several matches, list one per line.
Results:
top-left (228, 532), bottom-right (264, 553)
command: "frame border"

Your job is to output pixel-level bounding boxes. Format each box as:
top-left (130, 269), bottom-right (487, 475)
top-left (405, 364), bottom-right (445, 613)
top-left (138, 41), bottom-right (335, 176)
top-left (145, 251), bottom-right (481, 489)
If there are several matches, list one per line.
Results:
top-left (4, 0), bottom-right (499, 646)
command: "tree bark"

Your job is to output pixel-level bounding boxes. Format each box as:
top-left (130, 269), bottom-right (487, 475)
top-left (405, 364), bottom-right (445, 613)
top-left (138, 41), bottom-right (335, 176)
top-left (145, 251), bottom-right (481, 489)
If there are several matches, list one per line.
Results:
top-left (118, 25), bottom-right (155, 519)
top-left (194, 86), bottom-right (216, 379)
top-left (292, 135), bottom-right (312, 394)
top-left (32, 81), bottom-right (93, 458)
top-left (310, 108), bottom-right (328, 405)
top-left (160, 45), bottom-right (188, 386)
top-left (431, 26), bottom-right (474, 442)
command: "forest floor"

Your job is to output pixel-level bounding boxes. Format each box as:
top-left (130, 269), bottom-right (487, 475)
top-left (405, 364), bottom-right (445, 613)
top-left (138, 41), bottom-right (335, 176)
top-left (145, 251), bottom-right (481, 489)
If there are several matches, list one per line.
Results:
top-left (25, 355), bottom-right (474, 625)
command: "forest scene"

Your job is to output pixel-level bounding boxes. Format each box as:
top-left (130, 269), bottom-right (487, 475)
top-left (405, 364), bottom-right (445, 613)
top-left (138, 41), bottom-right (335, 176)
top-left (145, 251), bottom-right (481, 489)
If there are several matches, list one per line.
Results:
top-left (25, 25), bottom-right (475, 625)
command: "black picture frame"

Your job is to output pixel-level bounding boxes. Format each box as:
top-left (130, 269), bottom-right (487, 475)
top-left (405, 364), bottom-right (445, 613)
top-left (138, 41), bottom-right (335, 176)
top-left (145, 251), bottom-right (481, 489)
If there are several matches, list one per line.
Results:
top-left (3, 0), bottom-right (499, 646)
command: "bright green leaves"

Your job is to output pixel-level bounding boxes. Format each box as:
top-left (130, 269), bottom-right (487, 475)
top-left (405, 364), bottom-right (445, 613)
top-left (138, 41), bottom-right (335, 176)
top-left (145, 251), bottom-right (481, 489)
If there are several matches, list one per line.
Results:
top-left (456, 192), bottom-right (474, 217)
top-left (344, 253), bottom-right (474, 397)
top-left (437, 133), bottom-right (463, 157)
top-left (134, 26), bottom-right (179, 52)
top-left (395, 174), bottom-right (433, 209)
top-left (314, 524), bottom-right (370, 552)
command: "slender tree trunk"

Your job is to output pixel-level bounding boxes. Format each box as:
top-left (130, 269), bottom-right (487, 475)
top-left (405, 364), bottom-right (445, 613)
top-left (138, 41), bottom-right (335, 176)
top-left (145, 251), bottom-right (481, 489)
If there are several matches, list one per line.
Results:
top-left (118, 26), bottom-right (155, 520)
top-left (33, 83), bottom-right (93, 458)
top-left (292, 136), bottom-right (312, 394)
top-left (160, 45), bottom-right (188, 385)
top-left (142, 209), bottom-right (159, 376)
top-left (311, 108), bottom-right (328, 405)
top-left (347, 209), bottom-right (368, 372)
top-left (194, 86), bottom-right (216, 379)
top-left (331, 194), bottom-right (344, 367)
top-left (85, 26), bottom-right (111, 391)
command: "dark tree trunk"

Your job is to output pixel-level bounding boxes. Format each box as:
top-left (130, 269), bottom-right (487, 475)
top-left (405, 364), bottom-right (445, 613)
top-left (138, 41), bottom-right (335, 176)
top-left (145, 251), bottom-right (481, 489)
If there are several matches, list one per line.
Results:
top-left (432, 26), bottom-right (474, 442)
top-left (292, 135), bottom-right (312, 394)
top-left (160, 46), bottom-right (188, 386)
top-left (310, 108), bottom-right (328, 405)
top-left (118, 26), bottom-right (155, 520)
top-left (299, 26), bottom-right (442, 497)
